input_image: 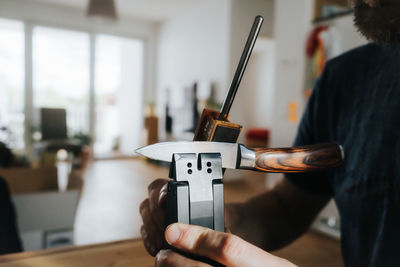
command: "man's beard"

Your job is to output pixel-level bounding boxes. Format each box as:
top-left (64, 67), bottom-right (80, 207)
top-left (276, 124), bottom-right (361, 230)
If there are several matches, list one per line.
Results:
top-left (353, 0), bottom-right (400, 46)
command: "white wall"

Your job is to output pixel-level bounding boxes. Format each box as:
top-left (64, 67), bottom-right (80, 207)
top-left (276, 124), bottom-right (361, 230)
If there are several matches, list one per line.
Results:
top-left (156, 0), bottom-right (232, 105)
top-left (228, 0), bottom-right (274, 142)
top-left (156, 0), bottom-right (232, 140)
top-left (235, 38), bottom-right (275, 138)
top-left (269, 0), bottom-right (314, 147)
top-left (229, 0), bottom-right (274, 73)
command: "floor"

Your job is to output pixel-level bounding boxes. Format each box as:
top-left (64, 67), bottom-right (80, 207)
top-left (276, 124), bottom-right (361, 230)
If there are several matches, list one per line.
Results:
top-left (73, 158), bottom-right (343, 266)
top-left (74, 158), bottom-right (168, 245)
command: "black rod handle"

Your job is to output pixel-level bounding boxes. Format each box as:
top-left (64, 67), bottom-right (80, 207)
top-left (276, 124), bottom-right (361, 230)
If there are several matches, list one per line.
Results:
top-left (218, 15), bottom-right (263, 121)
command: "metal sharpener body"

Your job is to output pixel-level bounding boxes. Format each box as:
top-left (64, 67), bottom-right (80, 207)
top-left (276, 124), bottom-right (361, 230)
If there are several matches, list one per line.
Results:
top-left (166, 153), bottom-right (224, 232)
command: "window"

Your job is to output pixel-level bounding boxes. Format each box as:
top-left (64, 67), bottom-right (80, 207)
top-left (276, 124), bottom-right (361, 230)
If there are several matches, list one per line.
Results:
top-left (0, 18), bottom-right (145, 157)
top-left (0, 18), bottom-right (25, 150)
top-left (94, 34), bottom-right (144, 155)
top-left (33, 26), bottom-right (90, 136)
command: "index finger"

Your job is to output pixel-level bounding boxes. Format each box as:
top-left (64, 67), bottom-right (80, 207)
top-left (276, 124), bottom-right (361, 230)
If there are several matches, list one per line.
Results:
top-left (148, 178), bottom-right (169, 195)
top-left (148, 178), bottom-right (169, 210)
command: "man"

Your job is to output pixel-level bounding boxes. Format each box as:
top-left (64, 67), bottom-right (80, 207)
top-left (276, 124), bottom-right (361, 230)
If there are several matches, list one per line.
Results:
top-left (140, 0), bottom-right (400, 265)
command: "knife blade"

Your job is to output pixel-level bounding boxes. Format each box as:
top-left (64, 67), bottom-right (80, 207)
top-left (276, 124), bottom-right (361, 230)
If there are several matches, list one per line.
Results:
top-left (136, 141), bottom-right (344, 173)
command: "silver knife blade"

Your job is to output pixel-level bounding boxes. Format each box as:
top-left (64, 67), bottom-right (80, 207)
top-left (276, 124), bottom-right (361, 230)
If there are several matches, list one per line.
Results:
top-left (136, 141), bottom-right (239, 169)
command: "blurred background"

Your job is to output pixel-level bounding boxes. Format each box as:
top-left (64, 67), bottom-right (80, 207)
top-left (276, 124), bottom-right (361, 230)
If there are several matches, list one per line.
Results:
top-left (0, 0), bottom-right (366, 265)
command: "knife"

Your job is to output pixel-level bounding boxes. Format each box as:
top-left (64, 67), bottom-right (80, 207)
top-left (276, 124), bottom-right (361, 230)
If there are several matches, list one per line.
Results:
top-left (136, 141), bottom-right (344, 173)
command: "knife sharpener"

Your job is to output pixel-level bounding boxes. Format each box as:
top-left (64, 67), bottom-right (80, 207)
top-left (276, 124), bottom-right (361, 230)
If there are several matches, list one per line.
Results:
top-left (165, 152), bottom-right (224, 231)
top-left (162, 15), bottom-right (263, 267)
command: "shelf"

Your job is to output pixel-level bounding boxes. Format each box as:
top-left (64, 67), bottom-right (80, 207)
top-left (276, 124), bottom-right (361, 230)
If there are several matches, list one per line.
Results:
top-left (313, 9), bottom-right (353, 24)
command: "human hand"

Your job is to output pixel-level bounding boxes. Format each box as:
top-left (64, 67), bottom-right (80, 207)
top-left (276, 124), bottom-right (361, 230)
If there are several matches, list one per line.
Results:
top-left (155, 223), bottom-right (297, 267)
top-left (139, 178), bottom-right (169, 256)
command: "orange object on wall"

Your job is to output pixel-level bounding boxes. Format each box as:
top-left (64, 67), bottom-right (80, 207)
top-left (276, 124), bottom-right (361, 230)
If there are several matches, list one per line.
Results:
top-left (288, 101), bottom-right (298, 123)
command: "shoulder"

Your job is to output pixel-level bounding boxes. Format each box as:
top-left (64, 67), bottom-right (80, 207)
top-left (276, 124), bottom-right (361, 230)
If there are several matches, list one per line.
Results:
top-left (313, 43), bottom-right (383, 98)
top-left (324, 43), bottom-right (380, 75)
top-left (300, 45), bottom-right (381, 138)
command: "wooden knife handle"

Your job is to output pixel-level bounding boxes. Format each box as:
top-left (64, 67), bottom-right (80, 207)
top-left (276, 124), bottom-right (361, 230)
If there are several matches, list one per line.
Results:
top-left (253, 143), bottom-right (343, 173)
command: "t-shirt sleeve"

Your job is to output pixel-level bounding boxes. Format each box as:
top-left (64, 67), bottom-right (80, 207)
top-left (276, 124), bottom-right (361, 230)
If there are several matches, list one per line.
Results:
top-left (285, 66), bottom-right (334, 196)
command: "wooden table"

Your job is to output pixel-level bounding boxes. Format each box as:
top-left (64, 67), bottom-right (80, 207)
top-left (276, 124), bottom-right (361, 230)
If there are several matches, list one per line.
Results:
top-left (0, 239), bottom-right (153, 267)
top-left (0, 231), bottom-right (342, 267)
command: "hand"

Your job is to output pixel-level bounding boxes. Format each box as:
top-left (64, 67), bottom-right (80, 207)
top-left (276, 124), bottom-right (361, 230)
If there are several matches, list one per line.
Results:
top-left (139, 178), bottom-right (169, 256)
top-left (155, 223), bottom-right (297, 267)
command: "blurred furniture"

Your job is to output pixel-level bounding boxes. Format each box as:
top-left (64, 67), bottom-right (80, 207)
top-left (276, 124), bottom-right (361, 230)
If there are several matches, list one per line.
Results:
top-left (144, 115), bottom-right (158, 146)
top-left (0, 167), bottom-right (83, 251)
top-left (40, 108), bottom-right (68, 141)
top-left (35, 108), bottom-right (85, 168)
top-left (0, 231), bottom-right (342, 267)
top-left (39, 108), bottom-right (83, 155)
top-left (313, 0), bottom-right (351, 22)
top-left (245, 128), bottom-right (270, 148)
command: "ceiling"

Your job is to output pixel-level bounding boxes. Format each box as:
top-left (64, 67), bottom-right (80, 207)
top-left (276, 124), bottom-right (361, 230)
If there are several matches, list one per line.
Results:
top-left (27, 0), bottom-right (203, 22)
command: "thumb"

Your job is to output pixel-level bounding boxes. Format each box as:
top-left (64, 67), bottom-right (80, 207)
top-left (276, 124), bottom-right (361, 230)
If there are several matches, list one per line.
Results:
top-left (165, 223), bottom-right (295, 267)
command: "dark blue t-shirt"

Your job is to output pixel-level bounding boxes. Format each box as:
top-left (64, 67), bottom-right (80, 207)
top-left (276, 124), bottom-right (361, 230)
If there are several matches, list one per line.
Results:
top-left (286, 43), bottom-right (400, 267)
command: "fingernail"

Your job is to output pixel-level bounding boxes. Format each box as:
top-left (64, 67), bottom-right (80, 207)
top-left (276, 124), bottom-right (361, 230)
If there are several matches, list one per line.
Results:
top-left (158, 191), bottom-right (167, 205)
top-left (161, 184), bottom-right (168, 193)
top-left (165, 224), bottom-right (181, 245)
top-left (155, 250), bottom-right (167, 264)
top-left (141, 228), bottom-right (148, 239)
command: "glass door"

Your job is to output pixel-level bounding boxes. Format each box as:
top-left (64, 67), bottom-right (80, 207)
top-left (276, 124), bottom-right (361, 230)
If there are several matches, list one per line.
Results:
top-left (94, 34), bottom-right (144, 157)
top-left (32, 26), bottom-right (90, 138)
